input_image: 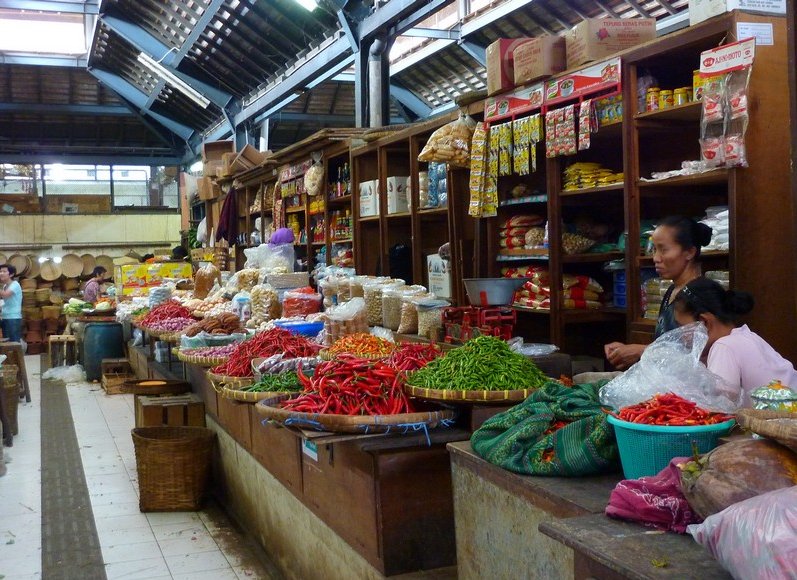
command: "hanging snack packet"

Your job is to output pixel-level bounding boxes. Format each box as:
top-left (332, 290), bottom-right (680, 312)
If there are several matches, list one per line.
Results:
top-left (545, 110), bottom-right (558, 158)
top-left (498, 122), bottom-right (513, 177)
top-left (561, 105), bottom-right (577, 156)
top-left (418, 112), bottom-right (476, 168)
top-left (578, 99), bottom-right (593, 151)
top-left (469, 122), bottom-right (488, 217)
top-left (513, 117), bottom-right (531, 176)
top-left (701, 76), bottom-right (726, 124)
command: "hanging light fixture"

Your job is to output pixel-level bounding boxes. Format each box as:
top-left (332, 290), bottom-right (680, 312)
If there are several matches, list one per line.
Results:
top-left (291, 0), bottom-right (318, 11)
top-left (137, 52), bottom-right (212, 109)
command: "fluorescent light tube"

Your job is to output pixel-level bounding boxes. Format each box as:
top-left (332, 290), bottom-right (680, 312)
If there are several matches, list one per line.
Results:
top-left (292, 0), bottom-right (318, 11)
top-left (137, 52), bottom-right (211, 109)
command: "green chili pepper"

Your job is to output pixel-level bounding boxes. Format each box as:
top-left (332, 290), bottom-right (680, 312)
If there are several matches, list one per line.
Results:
top-left (406, 336), bottom-right (548, 391)
top-left (241, 372), bottom-right (303, 393)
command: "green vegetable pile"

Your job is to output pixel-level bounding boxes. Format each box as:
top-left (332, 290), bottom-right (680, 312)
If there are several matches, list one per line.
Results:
top-left (62, 298), bottom-right (90, 316)
top-left (239, 372), bottom-right (302, 393)
top-left (406, 336), bottom-right (548, 391)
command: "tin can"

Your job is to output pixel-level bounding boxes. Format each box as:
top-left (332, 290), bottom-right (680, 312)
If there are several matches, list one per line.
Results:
top-left (646, 88), bottom-right (660, 112)
top-left (693, 70), bottom-right (704, 100)
top-left (674, 88), bottom-right (689, 106)
top-left (658, 90), bottom-right (674, 109)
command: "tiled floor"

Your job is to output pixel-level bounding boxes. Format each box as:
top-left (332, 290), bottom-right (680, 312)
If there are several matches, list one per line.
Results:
top-left (0, 356), bottom-right (275, 580)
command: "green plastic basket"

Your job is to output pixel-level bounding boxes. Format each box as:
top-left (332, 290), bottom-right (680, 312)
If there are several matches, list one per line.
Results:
top-left (607, 415), bottom-right (735, 479)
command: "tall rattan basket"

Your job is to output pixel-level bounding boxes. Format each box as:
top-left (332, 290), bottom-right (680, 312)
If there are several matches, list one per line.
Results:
top-left (132, 426), bottom-right (215, 511)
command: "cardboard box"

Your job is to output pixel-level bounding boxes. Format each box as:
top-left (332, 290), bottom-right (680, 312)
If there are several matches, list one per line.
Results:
top-left (513, 36), bottom-right (567, 85)
top-left (386, 176), bottom-right (410, 214)
top-left (486, 38), bottom-right (536, 96)
top-left (135, 393), bottom-right (205, 428)
top-left (201, 140), bottom-right (235, 163)
top-left (564, 18), bottom-right (656, 69)
top-left (359, 179), bottom-right (380, 217)
top-left (426, 254), bottom-right (451, 299)
top-left (197, 176), bottom-right (221, 200)
top-left (689, 0), bottom-right (786, 25)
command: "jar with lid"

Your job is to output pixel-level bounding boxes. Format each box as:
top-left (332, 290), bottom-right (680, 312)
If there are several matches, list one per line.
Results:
top-left (674, 88), bottom-right (689, 106)
top-left (645, 88), bottom-right (660, 112)
top-left (658, 90), bottom-right (674, 110)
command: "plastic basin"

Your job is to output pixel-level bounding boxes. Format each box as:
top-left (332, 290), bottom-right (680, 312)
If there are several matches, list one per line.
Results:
top-left (463, 278), bottom-right (528, 306)
top-left (273, 320), bottom-right (324, 337)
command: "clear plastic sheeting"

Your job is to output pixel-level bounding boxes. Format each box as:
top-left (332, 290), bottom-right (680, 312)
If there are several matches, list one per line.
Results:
top-left (42, 364), bottom-right (87, 384)
top-left (599, 322), bottom-right (740, 413)
top-left (688, 486), bottom-right (797, 580)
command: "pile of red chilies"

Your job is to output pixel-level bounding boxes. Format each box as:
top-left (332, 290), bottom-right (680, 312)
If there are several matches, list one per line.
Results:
top-left (386, 343), bottom-right (443, 372)
top-left (614, 392), bottom-right (734, 426)
top-left (283, 355), bottom-right (414, 416)
top-left (211, 328), bottom-right (320, 377)
top-left (138, 301), bottom-right (191, 327)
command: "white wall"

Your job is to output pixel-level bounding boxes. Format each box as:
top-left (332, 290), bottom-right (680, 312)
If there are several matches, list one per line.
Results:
top-left (0, 213), bottom-right (182, 256)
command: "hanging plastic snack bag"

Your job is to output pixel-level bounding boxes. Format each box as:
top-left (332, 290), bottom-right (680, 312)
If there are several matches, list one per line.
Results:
top-left (701, 75), bottom-right (726, 124)
top-left (498, 122), bottom-right (513, 177)
top-left (545, 110), bottom-right (558, 158)
top-left (724, 133), bottom-right (747, 168)
top-left (304, 159), bottom-right (324, 197)
top-left (469, 122), bottom-right (488, 217)
top-left (418, 112), bottom-right (476, 168)
top-left (578, 99), bottom-right (593, 151)
top-left (561, 105), bottom-right (577, 156)
top-left (513, 117), bottom-right (531, 176)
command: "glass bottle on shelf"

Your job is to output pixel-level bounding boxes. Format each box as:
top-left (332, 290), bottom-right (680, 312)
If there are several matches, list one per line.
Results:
top-left (336, 167), bottom-right (343, 198)
top-left (343, 163), bottom-right (350, 195)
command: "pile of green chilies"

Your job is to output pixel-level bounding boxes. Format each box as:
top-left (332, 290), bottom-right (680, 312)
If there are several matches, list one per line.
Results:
top-left (406, 335), bottom-right (548, 391)
top-left (239, 372), bottom-right (303, 393)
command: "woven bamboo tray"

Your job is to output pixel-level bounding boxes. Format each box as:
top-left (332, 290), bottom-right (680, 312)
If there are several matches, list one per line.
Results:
top-left (217, 386), bottom-right (298, 404)
top-left (404, 383), bottom-right (535, 403)
top-left (206, 371), bottom-right (254, 389)
top-left (174, 349), bottom-right (230, 367)
top-left (133, 426), bottom-right (215, 512)
top-left (157, 331), bottom-right (184, 343)
top-left (255, 394), bottom-right (456, 434)
top-left (120, 379), bottom-right (192, 396)
top-left (736, 408), bottom-right (797, 452)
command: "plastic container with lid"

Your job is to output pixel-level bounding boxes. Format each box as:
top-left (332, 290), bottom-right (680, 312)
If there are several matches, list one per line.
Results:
top-left (658, 90), bottom-right (674, 110)
top-left (645, 88), bottom-right (660, 112)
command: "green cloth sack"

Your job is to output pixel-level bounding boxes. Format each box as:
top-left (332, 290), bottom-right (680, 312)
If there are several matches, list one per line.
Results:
top-left (471, 381), bottom-right (618, 476)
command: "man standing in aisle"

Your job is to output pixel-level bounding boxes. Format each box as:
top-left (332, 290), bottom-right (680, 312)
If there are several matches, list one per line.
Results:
top-left (0, 265), bottom-right (22, 343)
top-left (83, 266), bottom-right (107, 304)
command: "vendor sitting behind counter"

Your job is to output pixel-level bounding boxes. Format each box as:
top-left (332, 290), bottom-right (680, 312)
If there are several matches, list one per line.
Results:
top-left (673, 277), bottom-right (797, 406)
top-left (83, 266), bottom-right (107, 303)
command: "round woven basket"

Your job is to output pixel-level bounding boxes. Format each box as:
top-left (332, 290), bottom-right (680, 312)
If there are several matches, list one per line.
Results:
top-left (206, 371), bottom-right (253, 389)
top-left (133, 426), bottom-right (215, 512)
top-left (81, 254), bottom-right (96, 276)
top-left (736, 408), bottom-right (797, 453)
top-left (8, 254), bottom-right (31, 277)
top-left (175, 349), bottom-right (229, 367)
top-left (96, 255), bottom-right (115, 277)
top-left (61, 254), bottom-right (84, 278)
top-left (255, 393), bottom-right (456, 434)
top-left (26, 255), bottom-right (40, 278)
top-left (404, 383), bottom-right (535, 403)
top-left (218, 386), bottom-right (298, 404)
top-left (20, 278), bottom-right (37, 291)
top-left (39, 260), bottom-right (62, 281)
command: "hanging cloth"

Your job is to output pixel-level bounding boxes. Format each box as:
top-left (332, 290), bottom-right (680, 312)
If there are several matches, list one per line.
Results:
top-left (216, 187), bottom-right (239, 245)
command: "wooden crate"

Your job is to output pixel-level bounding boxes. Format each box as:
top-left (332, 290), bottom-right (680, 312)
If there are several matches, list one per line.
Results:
top-left (102, 372), bottom-right (135, 395)
top-left (135, 393), bottom-right (206, 428)
top-left (102, 358), bottom-right (131, 375)
top-left (48, 335), bottom-right (77, 367)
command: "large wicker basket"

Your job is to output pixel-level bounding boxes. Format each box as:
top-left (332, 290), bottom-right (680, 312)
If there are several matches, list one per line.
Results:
top-left (1, 365), bottom-right (20, 436)
top-left (132, 426), bottom-right (215, 511)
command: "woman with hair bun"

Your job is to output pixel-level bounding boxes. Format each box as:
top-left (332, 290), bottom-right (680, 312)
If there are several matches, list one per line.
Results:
top-left (672, 277), bottom-right (797, 406)
top-left (605, 216), bottom-right (713, 370)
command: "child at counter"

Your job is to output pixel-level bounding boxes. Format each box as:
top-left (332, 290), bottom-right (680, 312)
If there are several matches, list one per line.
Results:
top-left (672, 277), bottom-right (797, 407)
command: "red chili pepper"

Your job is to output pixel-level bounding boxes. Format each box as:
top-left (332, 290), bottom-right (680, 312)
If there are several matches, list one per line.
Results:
top-left (616, 393), bottom-right (732, 426)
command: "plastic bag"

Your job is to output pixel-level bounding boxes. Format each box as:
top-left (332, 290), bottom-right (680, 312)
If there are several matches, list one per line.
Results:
top-left (599, 322), bottom-right (741, 413)
top-left (323, 298), bottom-right (368, 345)
top-left (255, 354), bottom-right (319, 375)
top-left (42, 364), bottom-right (86, 384)
top-left (418, 113), bottom-right (476, 168)
top-left (282, 287), bottom-right (322, 318)
top-left (382, 285), bottom-right (426, 331)
top-left (304, 162), bottom-right (324, 197)
top-left (197, 217), bottom-right (208, 244)
top-left (363, 279), bottom-right (404, 327)
top-left (194, 262), bottom-right (221, 300)
top-left (180, 331), bottom-right (247, 349)
top-left (263, 243), bottom-right (295, 274)
top-left (416, 299), bottom-right (448, 339)
top-left (688, 487), bottom-right (797, 580)
top-left (397, 292), bottom-right (435, 335)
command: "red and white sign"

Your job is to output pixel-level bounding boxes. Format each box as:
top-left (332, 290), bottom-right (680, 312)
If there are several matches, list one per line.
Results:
top-left (700, 38), bottom-right (756, 76)
top-left (484, 83), bottom-right (545, 122)
top-left (544, 58), bottom-right (621, 106)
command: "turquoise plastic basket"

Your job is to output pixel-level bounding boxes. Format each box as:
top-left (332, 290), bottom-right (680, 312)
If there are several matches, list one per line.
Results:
top-left (607, 415), bottom-right (735, 479)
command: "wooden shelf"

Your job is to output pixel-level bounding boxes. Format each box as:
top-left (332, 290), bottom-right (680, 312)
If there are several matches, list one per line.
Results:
top-left (309, 210), bottom-right (326, 216)
top-left (386, 212), bottom-right (411, 219)
top-left (499, 194), bottom-right (548, 207)
top-left (633, 317), bottom-right (658, 328)
top-left (496, 253), bottom-right (549, 262)
top-left (638, 250), bottom-right (728, 265)
top-left (332, 238), bottom-right (353, 244)
top-left (562, 251), bottom-right (624, 264)
top-left (359, 215), bottom-right (380, 222)
top-left (638, 169), bottom-right (729, 188)
top-left (562, 308), bottom-right (627, 324)
top-left (511, 305), bottom-right (551, 315)
top-left (311, 241), bottom-right (326, 247)
top-left (560, 183), bottom-right (624, 197)
top-left (418, 207), bottom-right (449, 214)
top-left (328, 194), bottom-right (352, 205)
top-left (286, 206), bottom-right (306, 214)
top-left (635, 101), bottom-right (701, 123)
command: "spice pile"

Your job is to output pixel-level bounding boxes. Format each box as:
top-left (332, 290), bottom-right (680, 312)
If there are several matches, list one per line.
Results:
top-left (180, 344), bottom-right (238, 359)
top-left (136, 301), bottom-right (191, 328)
top-left (210, 328), bottom-right (320, 377)
top-left (283, 357), bottom-right (413, 416)
top-left (387, 343), bottom-right (443, 372)
top-left (327, 333), bottom-right (395, 358)
top-left (613, 393), bottom-right (734, 426)
top-left (184, 312), bottom-right (244, 336)
top-left (407, 335), bottom-right (548, 391)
